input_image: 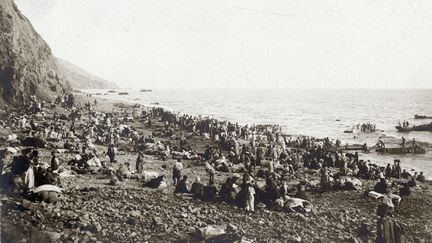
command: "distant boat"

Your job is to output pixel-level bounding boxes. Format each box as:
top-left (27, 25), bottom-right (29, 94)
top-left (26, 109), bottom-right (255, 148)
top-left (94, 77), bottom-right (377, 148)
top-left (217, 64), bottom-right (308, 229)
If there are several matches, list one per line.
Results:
top-left (118, 92), bottom-right (129, 95)
top-left (395, 123), bottom-right (432, 132)
top-left (108, 90), bottom-right (116, 93)
top-left (414, 114), bottom-right (432, 119)
top-left (140, 89), bottom-right (152, 92)
top-left (376, 147), bottom-right (425, 154)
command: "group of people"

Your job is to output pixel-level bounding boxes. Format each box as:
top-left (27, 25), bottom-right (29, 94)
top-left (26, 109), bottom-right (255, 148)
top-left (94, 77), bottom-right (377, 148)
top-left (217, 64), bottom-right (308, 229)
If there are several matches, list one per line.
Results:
top-left (400, 121), bottom-right (410, 127)
top-left (0, 92), bottom-right (429, 243)
top-left (357, 123), bottom-right (377, 133)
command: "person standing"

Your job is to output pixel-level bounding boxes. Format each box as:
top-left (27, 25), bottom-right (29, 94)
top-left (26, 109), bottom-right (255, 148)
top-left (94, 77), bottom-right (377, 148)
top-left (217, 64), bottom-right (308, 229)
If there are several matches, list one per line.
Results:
top-left (400, 137), bottom-right (405, 149)
top-left (376, 198), bottom-right (406, 243)
top-left (50, 151), bottom-right (59, 171)
top-left (245, 183), bottom-right (256, 212)
top-left (205, 161), bottom-right (215, 185)
top-left (135, 152), bottom-right (144, 173)
top-left (107, 144), bottom-right (116, 163)
top-left (320, 167), bottom-right (331, 192)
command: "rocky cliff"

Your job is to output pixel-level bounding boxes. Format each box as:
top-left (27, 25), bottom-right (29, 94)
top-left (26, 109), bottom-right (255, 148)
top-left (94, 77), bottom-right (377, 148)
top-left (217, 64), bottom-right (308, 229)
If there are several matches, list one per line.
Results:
top-left (0, 0), bottom-right (70, 106)
top-left (57, 58), bottom-right (118, 89)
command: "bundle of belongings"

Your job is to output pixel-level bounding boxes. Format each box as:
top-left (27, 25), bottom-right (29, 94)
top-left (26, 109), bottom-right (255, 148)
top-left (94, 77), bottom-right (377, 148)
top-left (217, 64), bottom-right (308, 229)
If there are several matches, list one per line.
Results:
top-left (144, 175), bottom-right (167, 189)
top-left (276, 195), bottom-right (313, 213)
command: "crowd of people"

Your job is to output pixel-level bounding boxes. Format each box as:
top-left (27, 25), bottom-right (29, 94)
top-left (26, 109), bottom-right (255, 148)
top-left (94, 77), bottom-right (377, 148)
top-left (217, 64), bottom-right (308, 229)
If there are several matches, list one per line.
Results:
top-left (0, 93), bottom-right (429, 242)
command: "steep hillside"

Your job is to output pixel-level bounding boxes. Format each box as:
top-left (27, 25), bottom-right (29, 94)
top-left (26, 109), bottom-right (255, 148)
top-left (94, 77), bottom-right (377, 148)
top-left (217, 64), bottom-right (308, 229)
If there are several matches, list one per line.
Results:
top-left (57, 58), bottom-right (118, 89)
top-left (0, 0), bottom-right (70, 106)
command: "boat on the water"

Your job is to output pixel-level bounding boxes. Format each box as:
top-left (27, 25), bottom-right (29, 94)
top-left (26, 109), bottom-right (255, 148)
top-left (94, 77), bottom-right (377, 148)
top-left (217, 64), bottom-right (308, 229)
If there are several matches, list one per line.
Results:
top-left (376, 147), bottom-right (425, 154)
top-left (118, 92), bottom-right (129, 95)
top-left (415, 114), bottom-right (432, 119)
top-left (395, 122), bottom-right (432, 132)
top-left (140, 89), bottom-right (152, 92)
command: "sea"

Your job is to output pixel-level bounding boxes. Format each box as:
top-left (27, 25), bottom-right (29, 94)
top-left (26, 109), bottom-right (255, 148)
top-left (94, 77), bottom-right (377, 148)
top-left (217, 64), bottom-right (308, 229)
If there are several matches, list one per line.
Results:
top-left (83, 89), bottom-right (432, 179)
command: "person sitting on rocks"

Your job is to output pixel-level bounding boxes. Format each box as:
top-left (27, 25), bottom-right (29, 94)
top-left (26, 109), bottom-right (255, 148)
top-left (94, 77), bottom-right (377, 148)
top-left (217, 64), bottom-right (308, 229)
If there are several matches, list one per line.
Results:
top-left (407, 176), bottom-right (417, 188)
top-left (294, 183), bottom-right (310, 201)
top-left (116, 164), bottom-right (130, 181)
top-left (399, 183), bottom-right (411, 196)
top-left (190, 176), bottom-right (204, 199)
top-left (279, 180), bottom-right (290, 196)
top-left (202, 181), bottom-right (218, 202)
top-left (9, 149), bottom-right (34, 191)
top-left (374, 178), bottom-right (389, 194)
top-left (174, 175), bottom-right (189, 194)
top-left (172, 159), bottom-right (183, 185)
top-left (401, 169), bottom-right (411, 179)
top-left (417, 171), bottom-right (426, 183)
top-left (264, 176), bottom-right (281, 204)
top-left (219, 177), bottom-right (237, 204)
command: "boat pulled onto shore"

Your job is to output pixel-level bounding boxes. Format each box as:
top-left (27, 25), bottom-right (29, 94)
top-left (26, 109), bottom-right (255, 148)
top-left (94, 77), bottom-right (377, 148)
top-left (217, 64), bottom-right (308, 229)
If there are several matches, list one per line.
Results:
top-left (376, 147), bottom-right (426, 154)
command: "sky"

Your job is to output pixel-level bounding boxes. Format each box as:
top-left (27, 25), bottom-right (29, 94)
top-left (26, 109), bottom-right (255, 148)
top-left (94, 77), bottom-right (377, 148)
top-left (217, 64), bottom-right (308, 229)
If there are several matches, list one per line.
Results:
top-left (14, 0), bottom-right (432, 89)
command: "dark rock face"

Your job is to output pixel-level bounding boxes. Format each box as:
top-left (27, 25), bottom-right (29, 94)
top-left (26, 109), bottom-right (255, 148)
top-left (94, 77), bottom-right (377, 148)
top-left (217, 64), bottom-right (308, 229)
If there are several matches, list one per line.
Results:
top-left (0, 0), bottom-right (70, 106)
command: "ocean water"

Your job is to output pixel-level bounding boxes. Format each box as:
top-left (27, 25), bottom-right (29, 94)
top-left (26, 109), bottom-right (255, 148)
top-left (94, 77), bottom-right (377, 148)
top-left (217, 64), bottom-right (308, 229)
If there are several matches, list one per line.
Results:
top-left (86, 89), bottom-right (432, 178)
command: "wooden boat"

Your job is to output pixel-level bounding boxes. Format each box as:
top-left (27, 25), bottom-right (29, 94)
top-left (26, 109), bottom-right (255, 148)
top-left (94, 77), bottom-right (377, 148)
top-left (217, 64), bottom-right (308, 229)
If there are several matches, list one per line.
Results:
top-left (340, 145), bottom-right (366, 151)
top-left (140, 89), bottom-right (152, 92)
top-left (376, 147), bottom-right (425, 154)
top-left (118, 92), bottom-right (129, 95)
top-left (415, 114), bottom-right (432, 119)
top-left (326, 144), bottom-right (369, 153)
top-left (395, 123), bottom-right (432, 132)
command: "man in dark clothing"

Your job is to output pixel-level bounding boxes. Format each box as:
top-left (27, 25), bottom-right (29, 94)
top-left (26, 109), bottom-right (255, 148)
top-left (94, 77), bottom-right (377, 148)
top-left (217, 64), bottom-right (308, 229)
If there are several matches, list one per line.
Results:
top-left (107, 144), bottom-right (116, 163)
top-left (219, 177), bottom-right (237, 204)
top-left (264, 176), bottom-right (281, 203)
top-left (50, 152), bottom-right (59, 171)
top-left (374, 178), bottom-right (389, 194)
top-left (135, 152), bottom-right (144, 173)
top-left (202, 183), bottom-right (218, 202)
top-left (174, 176), bottom-right (189, 193)
top-left (190, 177), bottom-right (204, 199)
top-left (376, 202), bottom-right (406, 243)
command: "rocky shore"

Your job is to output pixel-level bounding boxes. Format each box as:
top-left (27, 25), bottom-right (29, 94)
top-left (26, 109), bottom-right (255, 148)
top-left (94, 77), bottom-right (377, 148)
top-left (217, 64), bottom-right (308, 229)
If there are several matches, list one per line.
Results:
top-left (1, 94), bottom-right (431, 243)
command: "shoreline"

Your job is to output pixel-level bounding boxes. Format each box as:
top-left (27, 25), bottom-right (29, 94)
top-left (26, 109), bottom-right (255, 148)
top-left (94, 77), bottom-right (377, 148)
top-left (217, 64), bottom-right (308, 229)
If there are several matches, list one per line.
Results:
top-left (1, 93), bottom-right (431, 242)
top-left (80, 90), bottom-right (432, 180)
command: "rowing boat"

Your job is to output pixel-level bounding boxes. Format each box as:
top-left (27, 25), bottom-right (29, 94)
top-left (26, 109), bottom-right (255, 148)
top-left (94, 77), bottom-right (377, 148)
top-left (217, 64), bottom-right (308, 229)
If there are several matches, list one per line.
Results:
top-left (395, 123), bottom-right (432, 132)
top-left (414, 114), bottom-right (432, 119)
